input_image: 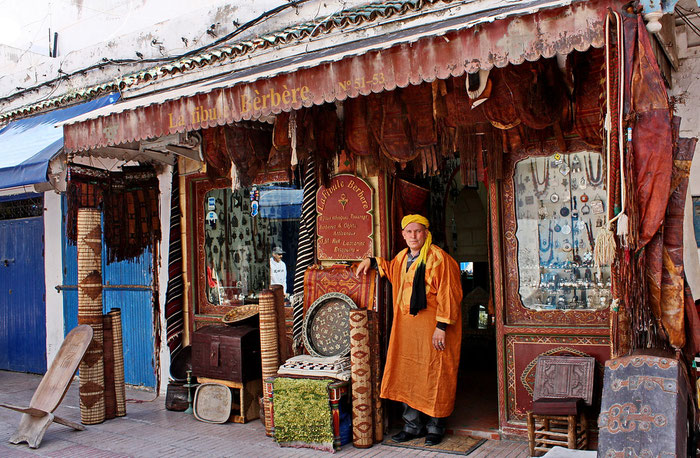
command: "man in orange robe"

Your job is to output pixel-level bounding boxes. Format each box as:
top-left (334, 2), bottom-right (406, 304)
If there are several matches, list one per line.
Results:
top-left (356, 214), bottom-right (462, 446)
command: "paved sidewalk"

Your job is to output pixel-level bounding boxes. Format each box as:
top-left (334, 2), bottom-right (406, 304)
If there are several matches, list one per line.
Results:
top-left (0, 371), bottom-right (528, 457)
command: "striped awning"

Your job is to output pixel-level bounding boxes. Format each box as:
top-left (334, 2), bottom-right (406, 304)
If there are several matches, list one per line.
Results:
top-left (63, 0), bottom-right (617, 153)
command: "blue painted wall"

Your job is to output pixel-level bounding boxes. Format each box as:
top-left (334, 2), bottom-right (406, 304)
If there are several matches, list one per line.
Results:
top-left (62, 199), bottom-right (156, 387)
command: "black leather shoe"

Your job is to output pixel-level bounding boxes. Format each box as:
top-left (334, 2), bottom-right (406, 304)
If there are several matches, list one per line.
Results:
top-left (391, 430), bottom-right (425, 443)
top-left (424, 433), bottom-right (444, 446)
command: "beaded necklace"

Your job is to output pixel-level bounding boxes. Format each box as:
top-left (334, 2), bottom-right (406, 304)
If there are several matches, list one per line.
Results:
top-left (529, 159), bottom-right (549, 197)
top-left (584, 154), bottom-right (604, 187)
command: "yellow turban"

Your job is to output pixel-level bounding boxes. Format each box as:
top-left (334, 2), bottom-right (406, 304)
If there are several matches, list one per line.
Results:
top-left (401, 214), bottom-right (430, 229)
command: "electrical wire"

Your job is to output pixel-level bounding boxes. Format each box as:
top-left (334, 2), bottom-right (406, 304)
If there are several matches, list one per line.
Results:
top-left (7, 0), bottom-right (311, 101)
top-left (675, 6), bottom-right (700, 38)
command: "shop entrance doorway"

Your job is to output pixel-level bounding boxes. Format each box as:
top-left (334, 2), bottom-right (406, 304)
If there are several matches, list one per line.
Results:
top-left (442, 180), bottom-right (499, 437)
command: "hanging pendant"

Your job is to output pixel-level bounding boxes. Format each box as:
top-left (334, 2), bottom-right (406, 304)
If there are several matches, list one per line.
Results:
top-left (562, 241), bottom-right (572, 252)
top-left (550, 193), bottom-right (560, 203)
top-left (580, 176), bottom-right (587, 189)
top-left (559, 162), bottom-right (570, 175)
top-left (554, 224), bottom-right (562, 232)
top-left (580, 193), bottom-right (589, 203)
top-left (562, 224), bottom-right (572, 235)
top-left (560, 207), bottom-right (570, 217)
top-left (591, 197), bottom-right (605, 214)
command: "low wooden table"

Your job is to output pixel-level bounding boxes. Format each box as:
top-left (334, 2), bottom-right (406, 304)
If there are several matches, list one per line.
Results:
top-left (196, 377), bottom-right (262, 424)
top-left (264, 376), bottom-right (349, 451)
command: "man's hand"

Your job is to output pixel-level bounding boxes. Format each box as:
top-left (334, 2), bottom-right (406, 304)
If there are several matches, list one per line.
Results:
top-left (432, 328), bottom-right (446, 351)
top-left (355, 258), bottom-right (371, 276)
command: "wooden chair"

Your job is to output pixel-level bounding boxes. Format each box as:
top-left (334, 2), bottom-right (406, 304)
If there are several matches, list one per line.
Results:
top-left (526, 355), bottom-right (595, 457)
top-left (1, 325), bottom-right (93, 449)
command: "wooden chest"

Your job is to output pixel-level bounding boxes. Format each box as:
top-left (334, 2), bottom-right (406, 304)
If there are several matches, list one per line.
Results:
top-left (192, 325), bottom-right (261, 383)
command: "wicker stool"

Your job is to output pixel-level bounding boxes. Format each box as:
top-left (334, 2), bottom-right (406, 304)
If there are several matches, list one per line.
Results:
top-left (526, 356), bottom-right (595, 457)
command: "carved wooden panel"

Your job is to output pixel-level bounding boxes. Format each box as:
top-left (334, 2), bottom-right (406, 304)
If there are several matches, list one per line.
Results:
top-left (533, 355), bottom-right (595, 405)
top-left (504, 333), bottom-right (609, 424)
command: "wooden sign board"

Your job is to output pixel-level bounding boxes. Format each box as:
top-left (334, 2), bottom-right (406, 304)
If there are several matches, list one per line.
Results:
top-left (316, 175), bottom-right (373, 261)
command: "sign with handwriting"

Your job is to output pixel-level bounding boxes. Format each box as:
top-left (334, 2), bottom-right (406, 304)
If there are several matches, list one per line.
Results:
top-left (316, 174), bottom-right (373, 261)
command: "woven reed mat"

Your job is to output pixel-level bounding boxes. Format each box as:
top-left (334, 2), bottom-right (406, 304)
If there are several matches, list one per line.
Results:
top-left (258, 290), bottom-right (278, 437)
top-left (383, 432), bottom-right (486, 455)
top-left (349, 309), bottom-right (372, 448)
top-left (109, 308), bottom-right (126, 416)
top-left (77, 208), bottom-right (105, 425)
top-left (368, 310), bottom-right (382, 443)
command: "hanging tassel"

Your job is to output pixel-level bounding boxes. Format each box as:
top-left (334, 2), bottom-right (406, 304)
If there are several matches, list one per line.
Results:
top-left (289, 111), bottom-right (298, 170)
top-left (230, 163), bottom-right (240, 192)
top-left (616, 212), bottom-right (629, 247)
top-left (594, 222), bottom-right (616, 270)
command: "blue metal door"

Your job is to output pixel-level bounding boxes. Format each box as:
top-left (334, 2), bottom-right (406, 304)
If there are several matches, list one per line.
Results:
top-left (62, 199), bottom-right (156, 387)
top-left (0, 216), bottom-right (46, 373)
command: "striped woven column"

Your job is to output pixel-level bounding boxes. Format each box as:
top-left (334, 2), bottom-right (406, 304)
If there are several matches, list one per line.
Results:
top-left (368, 310), bottom-right (383, 443)
top-left (350, 309), bottom-right (373, 448)
top-left (271, 285), bottom-right (289, 363)
top-left (77, 208), bottom-right (105, 425)
top-left (291, 157), bottom-right (317, 349)
top-left (109, 308), bottom-right (127, 417)
top-left (259, 289), bottom-right (279, 437)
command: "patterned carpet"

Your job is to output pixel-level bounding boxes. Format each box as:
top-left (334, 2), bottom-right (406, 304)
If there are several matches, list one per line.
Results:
top-left (383, 432), bottom-right (486, 455)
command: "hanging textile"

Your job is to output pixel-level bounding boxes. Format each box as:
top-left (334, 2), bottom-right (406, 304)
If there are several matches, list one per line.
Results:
top-left (164, 163), bottom-right (184, 357)
top-left (291, 157), bottom-right (317, 349)
top-left (66, 164), bottom-right (161, 264)
top-left (645, 133), bottom-right (696, 349)
top-left (628, 13), bottom-right (673, 249)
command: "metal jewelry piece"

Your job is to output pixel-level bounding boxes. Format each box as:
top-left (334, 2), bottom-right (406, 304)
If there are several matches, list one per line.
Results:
top-left (550, 192), bottom-right (559, 203)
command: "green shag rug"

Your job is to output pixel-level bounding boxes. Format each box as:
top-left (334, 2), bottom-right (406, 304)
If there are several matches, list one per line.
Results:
top-left (273, 377), bottom-right (334, 452)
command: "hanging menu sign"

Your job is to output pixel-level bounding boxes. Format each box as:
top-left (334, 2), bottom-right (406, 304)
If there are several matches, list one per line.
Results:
top-left (316, 174), bottom-right (374, 261)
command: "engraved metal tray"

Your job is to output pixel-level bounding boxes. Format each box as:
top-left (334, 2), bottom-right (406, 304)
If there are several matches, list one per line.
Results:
top-left (303, 292), bottom-right (358, 357)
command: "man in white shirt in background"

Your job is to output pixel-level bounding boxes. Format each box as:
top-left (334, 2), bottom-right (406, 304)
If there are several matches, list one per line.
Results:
top-left (270, 246), bottom-right (287, 295)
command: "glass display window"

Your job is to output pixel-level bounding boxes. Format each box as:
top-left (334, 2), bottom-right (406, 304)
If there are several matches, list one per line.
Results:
top-left (513, 151), bottom-right (611, 310)
top-left (194, 177), bottom-right (301, 315)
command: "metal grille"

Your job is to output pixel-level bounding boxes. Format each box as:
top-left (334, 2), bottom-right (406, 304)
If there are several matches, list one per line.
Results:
top-left (0, 196), bottom-right (43, 220)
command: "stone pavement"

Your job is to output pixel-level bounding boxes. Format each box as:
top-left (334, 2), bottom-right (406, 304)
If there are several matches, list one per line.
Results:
top-left (0, 371), bottom-right (528, 457)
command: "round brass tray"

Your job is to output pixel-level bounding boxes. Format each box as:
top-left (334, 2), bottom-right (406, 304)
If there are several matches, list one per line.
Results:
top-left (221, 304), bottom-right (259, 325)
top-left (303, 292), bottom-right (358, 357)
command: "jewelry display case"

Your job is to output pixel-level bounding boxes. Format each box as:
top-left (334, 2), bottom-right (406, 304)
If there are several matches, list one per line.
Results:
top-left (513, 151), bottom-right (610, 311)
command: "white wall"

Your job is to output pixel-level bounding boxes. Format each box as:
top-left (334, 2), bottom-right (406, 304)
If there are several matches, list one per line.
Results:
top-left (157, 166), bottom-right (173, 394)
top-left (671, 29), bottom-right (700, 298)
top-left (44, 190), bottom-right (65, 366)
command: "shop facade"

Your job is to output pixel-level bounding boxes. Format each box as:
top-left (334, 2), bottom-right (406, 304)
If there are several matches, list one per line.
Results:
top-left (57, 0), bottom-right (695, 438)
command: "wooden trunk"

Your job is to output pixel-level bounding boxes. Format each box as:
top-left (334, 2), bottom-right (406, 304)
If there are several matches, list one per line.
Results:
top-left (191, 325), bottom-right (262, 383)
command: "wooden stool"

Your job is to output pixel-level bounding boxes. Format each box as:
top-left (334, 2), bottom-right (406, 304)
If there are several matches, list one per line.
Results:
top-left (197, 377), bottom-right (262, 423)
top-left (526, 356), bottom-right (594, 457)
top-left (527, 398), bottom-right (588, 456)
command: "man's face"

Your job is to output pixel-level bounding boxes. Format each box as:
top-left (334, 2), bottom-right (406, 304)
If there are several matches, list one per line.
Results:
top-left (272, 253), bottom-right (283, 262)
top-left (402, 222), bottom-right (427, 253)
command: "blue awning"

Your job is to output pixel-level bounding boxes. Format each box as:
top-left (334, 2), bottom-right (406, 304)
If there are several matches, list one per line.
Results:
top-left (0, 93), bottom-right (119, 190)
top-left (259, 187), bottom-right (303, 219)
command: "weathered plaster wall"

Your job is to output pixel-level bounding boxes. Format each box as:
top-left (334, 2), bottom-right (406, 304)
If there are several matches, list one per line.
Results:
top-left (44, 190), bottom-right (64, 366)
